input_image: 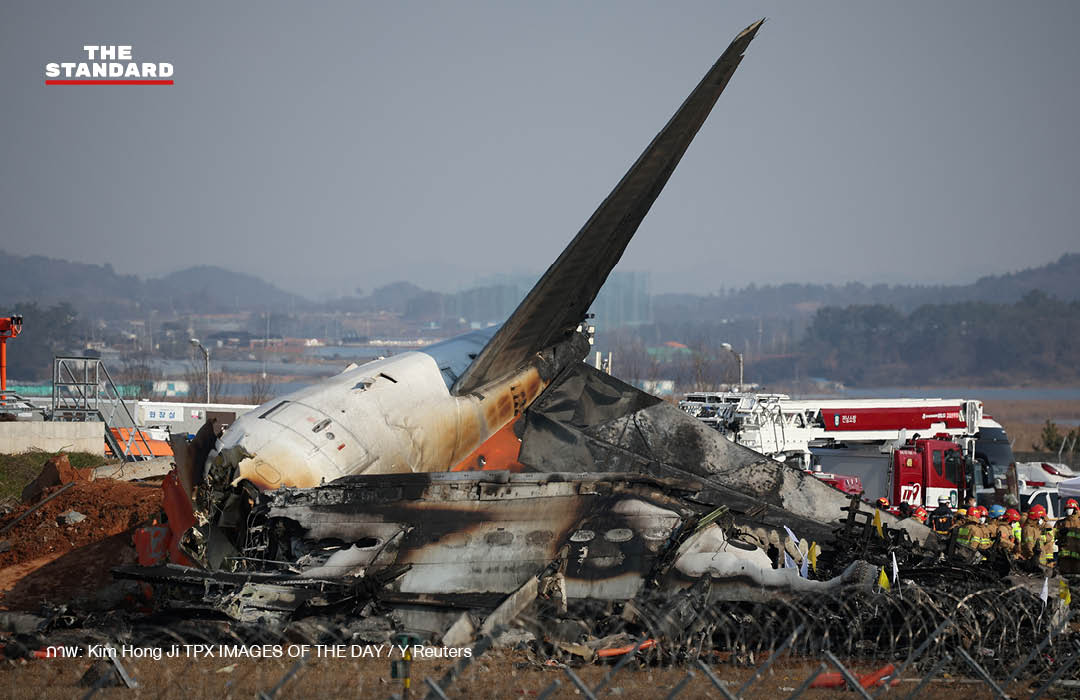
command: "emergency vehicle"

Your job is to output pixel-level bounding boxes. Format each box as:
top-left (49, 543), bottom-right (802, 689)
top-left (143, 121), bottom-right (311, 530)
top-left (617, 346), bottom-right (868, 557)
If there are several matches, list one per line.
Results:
top-left (679, 393), bottom-right (1013, 508)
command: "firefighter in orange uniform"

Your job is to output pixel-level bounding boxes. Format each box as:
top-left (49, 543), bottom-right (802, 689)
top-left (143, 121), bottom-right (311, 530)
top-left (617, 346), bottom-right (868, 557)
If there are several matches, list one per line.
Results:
top-left (969, 506), bottom-right (993, 552)
top-left (1056, 498), bottom-right (1080, 576)
top-left (1021, 504), bottom-right (1054, 572)
top-left (987, 504), bottom-right (1016, 555)
top-left (1003, 508), bottom-right (1022, 556)
top-left (954, 506), bottom-right (986, 552)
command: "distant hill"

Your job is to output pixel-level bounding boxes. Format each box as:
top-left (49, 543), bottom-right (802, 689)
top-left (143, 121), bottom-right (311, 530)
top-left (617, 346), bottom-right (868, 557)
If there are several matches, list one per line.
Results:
top-left (152, 265), bottom-right (307, 314)
top-left (965, 253), bottom-right (1080, 304)
top-left (0, 251), bottom-right (144, 317)
top-left (654, 253), bottom-right (1080, 321)
top-left (1, 250), bottom-right (1076, 322)
top-left (0, 251), bottom-right (308, 318)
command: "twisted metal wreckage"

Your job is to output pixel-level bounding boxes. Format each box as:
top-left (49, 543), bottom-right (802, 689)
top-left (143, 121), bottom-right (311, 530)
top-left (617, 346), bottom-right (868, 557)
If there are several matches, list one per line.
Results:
top-left (106, 19), bottom-right (1067, 655)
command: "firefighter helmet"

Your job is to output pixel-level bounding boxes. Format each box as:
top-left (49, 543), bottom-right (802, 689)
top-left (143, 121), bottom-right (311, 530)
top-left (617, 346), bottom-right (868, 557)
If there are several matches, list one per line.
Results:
top-left (989, 504), bottom-right (1006, 519)
top-left (938, 494), bottom-right (950, 505)
top-left (914, 506), bottom-right (928, 523)
top-left (1027, 504), bottom-right (1047, 519)
top-left (876, 497), bottom-right (890, 509)
top-left (1065, 498), bottom-right (1079, 513)
top-left (956, 508), bottom-right (967, 517)
top-left (1004, 508), bottom-right (1021, 523)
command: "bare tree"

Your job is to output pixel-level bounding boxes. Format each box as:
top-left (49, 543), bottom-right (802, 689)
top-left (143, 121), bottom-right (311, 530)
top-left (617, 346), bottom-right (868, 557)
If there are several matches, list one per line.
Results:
top-left (646, 353), bottom-right (663, 385)
top-left (608, 329), bottom-right (646, 384)
top-left (691, 347), bottom-right (715, 391)
top-left (247, 372), bottom-right (274, 406)
top-left (114, 356), bottom-right (163, 400)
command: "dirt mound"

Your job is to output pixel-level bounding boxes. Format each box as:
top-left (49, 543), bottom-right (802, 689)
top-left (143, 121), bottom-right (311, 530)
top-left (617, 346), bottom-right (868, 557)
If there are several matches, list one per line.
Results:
top-left (0, 531), bottom-right (141, 611)
top-left (18, 453), bottom-right (94, 503)
top-left (0, 479), bottom-right (162, 570)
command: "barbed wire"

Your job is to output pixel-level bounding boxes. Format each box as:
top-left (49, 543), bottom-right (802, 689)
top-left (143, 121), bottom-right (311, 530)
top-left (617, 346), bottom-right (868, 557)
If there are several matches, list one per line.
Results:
top-left (5, 579), bottom-right (1076, 698)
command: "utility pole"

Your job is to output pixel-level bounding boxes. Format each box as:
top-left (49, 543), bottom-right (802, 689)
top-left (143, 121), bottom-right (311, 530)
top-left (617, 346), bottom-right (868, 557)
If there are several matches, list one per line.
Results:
top-left (190, 338), bottom-right (210, 404)
top-left (720, 342), bottom-right (744, 391)
top-left (263, 312), bottom-right (269, 379)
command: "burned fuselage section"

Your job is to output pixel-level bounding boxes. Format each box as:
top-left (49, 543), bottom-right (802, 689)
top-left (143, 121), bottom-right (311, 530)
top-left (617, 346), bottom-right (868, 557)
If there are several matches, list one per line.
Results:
top-left (257, 472), bottom-right (698, 600)
top-left (139, 470), bottom-right (886, 629)
top-left (163, 355), bottom-right (942, 631)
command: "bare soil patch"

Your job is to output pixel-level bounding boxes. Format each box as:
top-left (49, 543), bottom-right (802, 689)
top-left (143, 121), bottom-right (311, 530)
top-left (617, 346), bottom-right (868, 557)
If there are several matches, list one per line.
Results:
top-left (0, 479), bottom-right (161, 610)
top-left (981, 399), bottom-right (1080, 451)
top-left (0, 650), bottom-right (1043, 699)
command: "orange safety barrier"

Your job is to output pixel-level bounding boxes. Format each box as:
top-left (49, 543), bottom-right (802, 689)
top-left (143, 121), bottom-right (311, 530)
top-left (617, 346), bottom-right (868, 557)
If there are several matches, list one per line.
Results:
top-left (810, 664), bottom-right (897, 689)
top-left (105, 428), bottom-right (173, 457)
top-left (596, 639), bottom-right (657, 658)
top-left (858, 664), bottom-right (898, 688)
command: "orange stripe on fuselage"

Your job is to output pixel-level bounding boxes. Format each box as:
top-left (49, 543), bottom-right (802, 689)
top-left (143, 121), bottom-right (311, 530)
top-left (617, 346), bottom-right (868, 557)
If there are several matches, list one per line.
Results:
top-left (451, 415), bottom-right (525, 472)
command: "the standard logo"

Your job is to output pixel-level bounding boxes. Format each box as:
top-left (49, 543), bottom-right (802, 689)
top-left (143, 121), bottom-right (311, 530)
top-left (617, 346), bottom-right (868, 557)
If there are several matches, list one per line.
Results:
top-left (45, 45), bottom-right (173, 85)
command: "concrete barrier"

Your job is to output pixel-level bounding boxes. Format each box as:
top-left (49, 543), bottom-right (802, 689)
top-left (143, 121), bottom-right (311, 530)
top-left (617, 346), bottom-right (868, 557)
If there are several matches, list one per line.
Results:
top-left (0, 421), bottom-right (104, 455)
top-left (93, 456), bottom-right (173, 481)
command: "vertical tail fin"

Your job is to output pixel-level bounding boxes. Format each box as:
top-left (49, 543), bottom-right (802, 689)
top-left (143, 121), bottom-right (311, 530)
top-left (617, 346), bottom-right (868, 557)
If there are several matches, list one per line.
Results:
top-left (453, 20), bottom-right (764, 395)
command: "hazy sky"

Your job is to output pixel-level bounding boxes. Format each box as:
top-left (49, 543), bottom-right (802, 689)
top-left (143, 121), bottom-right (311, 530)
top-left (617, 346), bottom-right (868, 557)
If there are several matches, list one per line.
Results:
top-left (3, 2), bottom-right (1078, 298)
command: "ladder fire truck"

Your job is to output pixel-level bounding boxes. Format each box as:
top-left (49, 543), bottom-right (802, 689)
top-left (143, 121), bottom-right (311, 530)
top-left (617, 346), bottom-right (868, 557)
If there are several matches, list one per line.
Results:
top-left (679, 393), bottom-right (1011, 508)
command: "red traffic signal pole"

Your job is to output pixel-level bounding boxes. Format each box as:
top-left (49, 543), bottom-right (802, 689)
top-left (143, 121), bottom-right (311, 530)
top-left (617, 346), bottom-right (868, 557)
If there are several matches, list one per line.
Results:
top-left (0, 316), bottom-right (23, 408)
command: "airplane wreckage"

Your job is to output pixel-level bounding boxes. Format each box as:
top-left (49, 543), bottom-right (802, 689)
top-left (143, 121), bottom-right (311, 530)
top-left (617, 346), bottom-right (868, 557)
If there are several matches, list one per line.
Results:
top-left (114, 20), bottom-right (1030, 643)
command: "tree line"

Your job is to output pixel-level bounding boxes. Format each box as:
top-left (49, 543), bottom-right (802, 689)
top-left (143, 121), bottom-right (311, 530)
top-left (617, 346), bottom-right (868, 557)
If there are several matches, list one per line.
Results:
top-left (7, 291), bottom-right (1079, 392)
top-left (800, 291), bottom-right (1080, 386)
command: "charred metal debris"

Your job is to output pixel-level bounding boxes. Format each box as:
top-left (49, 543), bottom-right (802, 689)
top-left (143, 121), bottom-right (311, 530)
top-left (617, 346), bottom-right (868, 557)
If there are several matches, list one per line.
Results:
top-left (102, 363), bottom-right (1066, 656)
top-left (115, 469), bottom-right (1017, 635)
top-left (12, 470), bottom-right (1065, 688)
top-left (124, 471), bottom-right (833, 624)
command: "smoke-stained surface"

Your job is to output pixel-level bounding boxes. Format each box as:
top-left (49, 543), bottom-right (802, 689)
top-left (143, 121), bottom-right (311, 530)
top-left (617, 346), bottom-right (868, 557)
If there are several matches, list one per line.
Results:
top-left (2, 2), bottom-right (1079, 297)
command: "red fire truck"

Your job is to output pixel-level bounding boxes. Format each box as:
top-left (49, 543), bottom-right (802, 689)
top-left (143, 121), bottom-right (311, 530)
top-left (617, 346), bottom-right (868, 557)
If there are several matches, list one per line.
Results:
top-left (679, 393), bottom-right (1001, 508)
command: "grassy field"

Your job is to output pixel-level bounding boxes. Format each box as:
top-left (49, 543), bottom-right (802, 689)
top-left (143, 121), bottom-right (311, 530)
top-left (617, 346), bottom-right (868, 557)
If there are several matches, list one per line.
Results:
top-left (982, 399), bottom-right (1080, 451)
top-left (0, 451), bottom-right (114, 502)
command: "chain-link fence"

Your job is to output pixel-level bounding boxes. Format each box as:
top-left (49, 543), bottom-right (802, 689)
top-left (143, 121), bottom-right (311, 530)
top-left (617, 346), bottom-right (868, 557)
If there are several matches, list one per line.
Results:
top-left (412, 582), bottom-right (1077, 699)
top-left (6, 579), bottom-right (1075, 699)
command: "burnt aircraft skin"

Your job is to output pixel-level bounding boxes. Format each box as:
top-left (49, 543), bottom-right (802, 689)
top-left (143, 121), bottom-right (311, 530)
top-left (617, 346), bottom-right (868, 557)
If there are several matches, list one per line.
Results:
top-left (187, 20), bottom-right (766, 567)
top-left (518, 363), bottom-right (937, 549)
top-left (216, 471), bottom-right (872, 619)
top-left (261, 472), bottom-right (698, 601)
top-left (120, 471), bottom-right (872, 628)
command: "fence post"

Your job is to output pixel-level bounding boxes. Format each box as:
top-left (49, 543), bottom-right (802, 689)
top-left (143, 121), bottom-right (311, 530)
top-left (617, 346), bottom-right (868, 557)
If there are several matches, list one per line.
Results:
top-left (955, 648), bottom-right (1009, 700)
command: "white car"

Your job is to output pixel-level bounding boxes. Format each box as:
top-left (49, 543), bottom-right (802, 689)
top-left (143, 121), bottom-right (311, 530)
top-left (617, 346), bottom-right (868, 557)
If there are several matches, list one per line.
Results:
top-left (1016, 461), bottom-right (1078, 490)
top-left (1021, 488), bottom-right (1064, 521)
